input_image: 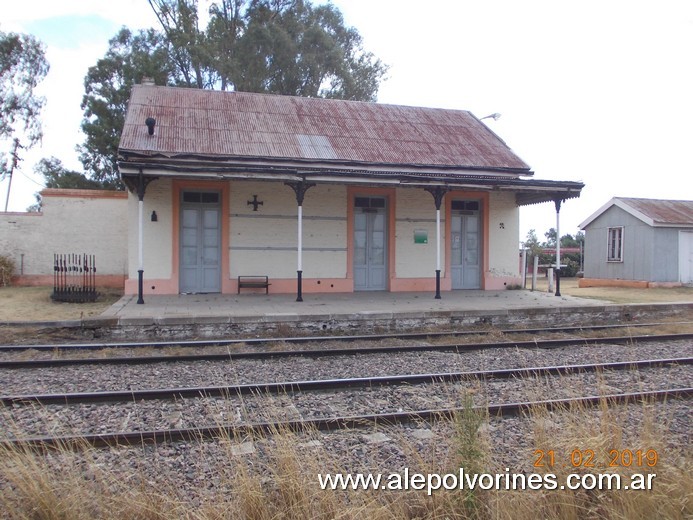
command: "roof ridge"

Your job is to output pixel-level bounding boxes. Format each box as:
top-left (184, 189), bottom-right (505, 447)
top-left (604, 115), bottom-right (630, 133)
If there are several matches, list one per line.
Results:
top-left (131, 83), bottom-right (477, 115)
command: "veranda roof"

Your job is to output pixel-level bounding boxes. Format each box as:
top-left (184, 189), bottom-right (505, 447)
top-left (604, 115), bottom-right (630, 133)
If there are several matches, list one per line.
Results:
top-left (119, 84), bottom-right (583, 205)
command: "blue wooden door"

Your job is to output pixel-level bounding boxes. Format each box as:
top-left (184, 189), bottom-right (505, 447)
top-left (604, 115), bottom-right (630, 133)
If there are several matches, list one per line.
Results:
top-left (354, 197), bottom-right (387, 290)
top-left (180, 191), bottom-right (221, 293)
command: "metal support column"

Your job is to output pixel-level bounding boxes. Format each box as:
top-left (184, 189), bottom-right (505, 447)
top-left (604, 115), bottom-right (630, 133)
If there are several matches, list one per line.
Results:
top-left (285, 180), bottom-right (315, 302)
top-left (137, 171), bottom-right (146, 304)
top-left (122, 170), bottom-right (158, 305)
top-left (554, 197), bottom-right (563, 297)
top-left (425, 187), bottom-right (448, 299)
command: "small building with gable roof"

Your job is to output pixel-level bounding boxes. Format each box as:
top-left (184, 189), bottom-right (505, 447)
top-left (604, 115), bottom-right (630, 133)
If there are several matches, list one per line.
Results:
top-left (118, 84), bottom-right (583, 300)
top-left (579, 197), bottom-right (693, 287)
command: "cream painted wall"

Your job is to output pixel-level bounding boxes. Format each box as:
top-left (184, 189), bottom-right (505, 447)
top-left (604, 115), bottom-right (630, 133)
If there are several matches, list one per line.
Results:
top-left (0, 191), bottom-right (127, 277)
top-left (127, 178), bottom-right (173, 279)
top-left (395, 188), bottom-right (444, 278)
top-left (121, 177), bottom-right (523, 292)
top-left (487, 191), bottom-right (520, 279)
top-left (229, 181), bottom-right (347, 279)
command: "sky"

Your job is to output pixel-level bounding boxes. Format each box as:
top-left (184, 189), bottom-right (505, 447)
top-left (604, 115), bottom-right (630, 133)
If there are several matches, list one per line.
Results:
top-left (2, 0), bottom-right (692, 245)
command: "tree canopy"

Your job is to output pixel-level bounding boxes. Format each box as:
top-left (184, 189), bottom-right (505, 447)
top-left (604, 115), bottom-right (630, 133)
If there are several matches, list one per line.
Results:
top-left (79, 0), bottom-right (388, 187)
top-left (233, 0), bottom-right (386, 99)
top-left (0, 30), bottom-right (49, 176)
top-left (523, 228), bottom-right (585, 276)
top-left (36, 157), bottom-right (106, 190)
top-left (26, 157), bottom-right (106, 211)
top-left (78, 28), bottom-right (172, 189)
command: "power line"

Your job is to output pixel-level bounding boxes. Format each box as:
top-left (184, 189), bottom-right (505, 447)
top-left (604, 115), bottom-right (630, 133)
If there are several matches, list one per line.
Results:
top-left (18, 170), bottom-right (47, 188)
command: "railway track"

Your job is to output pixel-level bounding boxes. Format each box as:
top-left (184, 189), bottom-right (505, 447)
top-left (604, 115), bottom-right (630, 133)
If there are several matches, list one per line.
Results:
top-left (1, 321), bottom-right (691, 354)
top-left (2, 353), bottom-right (690, 449)
top-left (3, 357), bottom-right (691, 406)
top-left (3, 387), bottom-right (691, 450)
top-left (2, 323), bottom-right (690, 453)
top-left (1, 331), bottom-right (692, 369)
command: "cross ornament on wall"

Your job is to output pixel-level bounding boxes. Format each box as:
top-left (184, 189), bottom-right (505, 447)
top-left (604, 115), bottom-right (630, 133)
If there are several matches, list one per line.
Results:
top-left (247, 195), bottom-right (264, 211)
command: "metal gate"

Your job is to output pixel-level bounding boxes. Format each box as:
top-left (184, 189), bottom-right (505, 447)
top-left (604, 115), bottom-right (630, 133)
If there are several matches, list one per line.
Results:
top-left (52, 253), bottom-right (97, 303)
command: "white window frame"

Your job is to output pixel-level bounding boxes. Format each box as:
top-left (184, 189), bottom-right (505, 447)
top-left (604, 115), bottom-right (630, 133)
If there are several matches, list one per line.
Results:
top-left (607, 226), bottom-right (624, 262)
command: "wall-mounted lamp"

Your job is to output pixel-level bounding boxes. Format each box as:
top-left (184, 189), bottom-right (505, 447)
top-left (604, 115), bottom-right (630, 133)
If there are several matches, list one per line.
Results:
top-left (145, 117), bottom-right (156, 135)
top-left (151, 211), bottom-right (158, 222)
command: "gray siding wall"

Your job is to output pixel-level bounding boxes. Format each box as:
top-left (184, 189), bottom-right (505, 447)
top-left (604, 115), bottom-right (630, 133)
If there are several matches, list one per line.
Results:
top-left (652, 227), bottom-right (680, 281)
top-left (584, 206), bottom-right (680, 281)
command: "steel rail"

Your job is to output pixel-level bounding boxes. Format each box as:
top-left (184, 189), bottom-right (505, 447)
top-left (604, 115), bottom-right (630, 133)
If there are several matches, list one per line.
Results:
top-left (3, 357), bottom-right (691, 406)
top-left (1, 333), bottom-right (692, 369)
top-left (1, 321), bottom-right (690, 352)
top-left (3, 387), bottom-right (691, 450)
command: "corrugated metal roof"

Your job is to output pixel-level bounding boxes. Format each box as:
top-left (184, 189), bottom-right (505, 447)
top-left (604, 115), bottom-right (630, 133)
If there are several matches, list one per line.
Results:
top-left (119, 85), bottom-right (530, 172)
top-left (580, 197), bottom-right (693, 229)
top-left (617, 198), bottom-right (693, 226)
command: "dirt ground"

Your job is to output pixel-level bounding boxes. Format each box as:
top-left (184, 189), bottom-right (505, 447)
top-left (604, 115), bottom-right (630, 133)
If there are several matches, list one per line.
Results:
top-left (0, 286), bottom-right (123, 322)
top-left (530, 277), bottom-right (693, 304)
top-left (0, 280), bottom-right (690, 323)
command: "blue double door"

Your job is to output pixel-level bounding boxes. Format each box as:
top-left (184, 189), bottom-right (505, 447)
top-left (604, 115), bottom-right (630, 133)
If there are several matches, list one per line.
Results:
top-left (180, 191), bottom-right (221, 293)
top-left (450, 200), bottom-right (481, 289)
top-left (354, 197), bottom-right (387, 290)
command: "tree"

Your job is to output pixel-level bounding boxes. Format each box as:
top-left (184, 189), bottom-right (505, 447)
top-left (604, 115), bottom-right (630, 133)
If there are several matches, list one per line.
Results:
top-left (0, 30), bottom-right (49, 176)
top-left (78, 28), bottom-right (172, 188)
top-left (206, 0), bottom-right (245, 91)
top-left (542, 231), bottom-right (584, 277)
top-left (234, 0), bottom-right (388, 100)
top-left (522, 229), bottom-right (543, 260)
top-left (78, 0), bottom-right (388, 187)
top-left (543, 228), bottom-right (557, 247)
top-left (148, 0), bottom-right (218, 88)
top-left (37, 157), bottom-right (106, 190)
top-left (27, 157), bottom-right (106, 211)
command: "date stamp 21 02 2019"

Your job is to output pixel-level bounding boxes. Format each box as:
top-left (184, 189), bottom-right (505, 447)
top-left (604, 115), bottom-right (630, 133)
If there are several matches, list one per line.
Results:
top-left (534, 448), bottom-right (659, 470)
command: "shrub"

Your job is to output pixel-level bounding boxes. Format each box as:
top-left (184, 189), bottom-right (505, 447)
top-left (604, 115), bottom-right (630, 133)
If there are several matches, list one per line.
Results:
top-left (0, 255), bottom-right (15, 286)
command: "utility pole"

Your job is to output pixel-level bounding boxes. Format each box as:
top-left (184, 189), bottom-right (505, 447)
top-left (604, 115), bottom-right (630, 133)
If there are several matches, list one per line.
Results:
top-left (3, 138), bottom-right (22, 212)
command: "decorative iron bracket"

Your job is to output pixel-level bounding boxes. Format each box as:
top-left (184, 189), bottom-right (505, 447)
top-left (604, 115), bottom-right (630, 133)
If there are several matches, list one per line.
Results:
top-left (424, 186), bottom-right (449, 210)
top-left (122, 172), bottom-right (158, 201)
top-left (285, 180), bottom-right (316, 206)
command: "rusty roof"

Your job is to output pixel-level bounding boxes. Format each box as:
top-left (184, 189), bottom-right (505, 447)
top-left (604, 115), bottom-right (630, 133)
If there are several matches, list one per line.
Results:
top-left (581, 197), bottom-right (693, 228)
top-left (119, 85), bottom-right (531, 174)
top-left (617, 198), bottom-right (693, 226)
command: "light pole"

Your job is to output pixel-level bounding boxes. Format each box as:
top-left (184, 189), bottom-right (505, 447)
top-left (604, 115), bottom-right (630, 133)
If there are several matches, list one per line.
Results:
top-left (3, 139), bottom-right (22, 212)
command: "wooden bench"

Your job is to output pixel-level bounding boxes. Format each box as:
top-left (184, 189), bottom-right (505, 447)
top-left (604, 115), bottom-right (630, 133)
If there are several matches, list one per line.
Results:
top-left (237, 275), bottom-right (271, 294)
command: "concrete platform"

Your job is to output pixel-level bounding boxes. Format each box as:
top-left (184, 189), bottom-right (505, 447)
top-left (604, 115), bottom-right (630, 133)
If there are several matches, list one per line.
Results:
top-left (102, 289), bottom-right (603, 325)
top-left (0, 288), bottom-right (682, 341)
top-left (89, 289), bottom-right (691, 339)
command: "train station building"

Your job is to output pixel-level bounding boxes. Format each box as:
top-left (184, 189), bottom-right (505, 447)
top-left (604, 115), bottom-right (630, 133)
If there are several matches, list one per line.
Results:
top-left (118, 84), bottom-right (583, 300)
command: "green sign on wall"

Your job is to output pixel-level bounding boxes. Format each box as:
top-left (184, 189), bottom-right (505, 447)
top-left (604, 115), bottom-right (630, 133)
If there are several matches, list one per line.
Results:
top-left (414, 229), bottom-right (428, 244)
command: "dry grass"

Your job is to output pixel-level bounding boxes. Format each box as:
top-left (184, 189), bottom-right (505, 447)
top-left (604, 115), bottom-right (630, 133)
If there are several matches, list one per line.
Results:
top-left (0, 389), bottom-right (690, 520)
top-left (532, 277), bottom-right (693, 304)
top-left (2, 278), bottom-right (690, 325)
top-left (0, 286), bottom-right (123, 322)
